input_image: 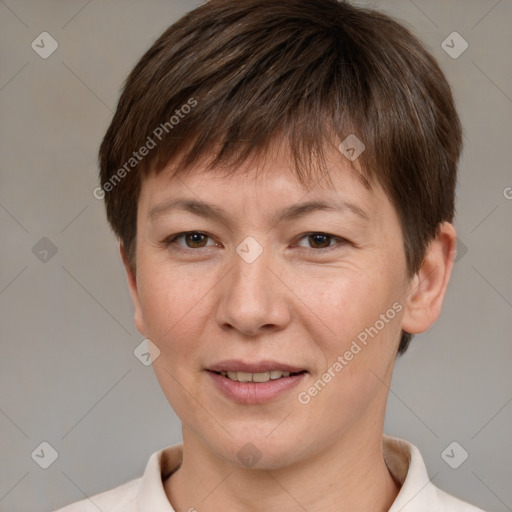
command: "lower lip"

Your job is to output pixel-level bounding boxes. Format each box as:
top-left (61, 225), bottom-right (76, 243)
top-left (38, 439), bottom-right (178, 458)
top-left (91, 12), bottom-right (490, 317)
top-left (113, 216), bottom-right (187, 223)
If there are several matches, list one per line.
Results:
top-left (207, 371), bottom-right (307, 404)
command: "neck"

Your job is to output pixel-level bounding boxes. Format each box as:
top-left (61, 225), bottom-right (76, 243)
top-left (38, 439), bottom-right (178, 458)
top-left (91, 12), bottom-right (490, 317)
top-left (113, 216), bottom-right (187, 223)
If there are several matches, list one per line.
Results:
top-left (164, 424), bottom-right (400, 512)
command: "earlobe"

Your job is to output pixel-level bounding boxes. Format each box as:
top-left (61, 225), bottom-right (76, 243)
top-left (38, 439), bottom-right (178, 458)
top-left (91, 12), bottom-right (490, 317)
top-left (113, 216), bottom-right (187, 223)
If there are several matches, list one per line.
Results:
top-left (119, 240), bottom-right (146, 337)
top-left (401, 222), bottom-right (457, 335)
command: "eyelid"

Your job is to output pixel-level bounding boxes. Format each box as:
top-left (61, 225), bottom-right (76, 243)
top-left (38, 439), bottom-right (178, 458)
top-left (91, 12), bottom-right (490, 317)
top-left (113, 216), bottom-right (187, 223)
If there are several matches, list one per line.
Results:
top-left (163, 231), bottom-right (350, 253)
top-left (163, 231), bottom-right (218, 250)
top-left (294, 233), bottom-right (347, 251)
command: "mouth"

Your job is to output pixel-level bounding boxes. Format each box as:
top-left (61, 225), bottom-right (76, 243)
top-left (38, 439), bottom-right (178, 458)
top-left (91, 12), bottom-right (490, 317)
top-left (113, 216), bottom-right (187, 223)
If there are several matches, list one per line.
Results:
top-left (206, 360), bottom-right (309, 404)
top-left (208, 369), bottom-right (307, 383)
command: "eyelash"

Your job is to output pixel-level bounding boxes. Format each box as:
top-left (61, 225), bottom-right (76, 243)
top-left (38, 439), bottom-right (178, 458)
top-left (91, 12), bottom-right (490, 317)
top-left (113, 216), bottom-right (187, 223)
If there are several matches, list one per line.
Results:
top-left (162, 231), bottom-right (350, 254)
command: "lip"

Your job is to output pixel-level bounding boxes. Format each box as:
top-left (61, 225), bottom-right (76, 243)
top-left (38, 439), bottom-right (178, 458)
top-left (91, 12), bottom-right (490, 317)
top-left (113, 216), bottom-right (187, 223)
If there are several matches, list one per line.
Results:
top-left (207, 370), bottom-right (307, 404)
top-left (207, 359), bottom-right (307, 373)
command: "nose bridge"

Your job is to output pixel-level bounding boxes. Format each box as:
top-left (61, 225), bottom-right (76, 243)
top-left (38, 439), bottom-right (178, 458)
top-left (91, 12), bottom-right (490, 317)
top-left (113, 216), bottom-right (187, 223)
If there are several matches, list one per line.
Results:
top-left (231, 239), bottom-right (274, 310)
top-left (233, 242), bottom-right (270, 295)
top-left (216, 237), bottom-right (289, 334)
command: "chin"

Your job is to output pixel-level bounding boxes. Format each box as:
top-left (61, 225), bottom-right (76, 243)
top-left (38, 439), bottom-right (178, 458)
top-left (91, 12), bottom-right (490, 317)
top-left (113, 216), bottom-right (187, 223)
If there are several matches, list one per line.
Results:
top-left (208, 432), bottom-right (303, 471)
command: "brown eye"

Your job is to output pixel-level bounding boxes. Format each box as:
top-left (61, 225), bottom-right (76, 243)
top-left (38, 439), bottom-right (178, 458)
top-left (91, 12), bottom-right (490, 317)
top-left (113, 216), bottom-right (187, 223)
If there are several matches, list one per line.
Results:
top-left (296, 233), bottom-right (336, 250)
top-left (184, 232), bottom-right (209, 248)
top-left (164, 231), bottom-right (216, 251)
top-left (307, 233), bottom-right (333, 249)
top-left (295, 232), bottom-right (350, 254)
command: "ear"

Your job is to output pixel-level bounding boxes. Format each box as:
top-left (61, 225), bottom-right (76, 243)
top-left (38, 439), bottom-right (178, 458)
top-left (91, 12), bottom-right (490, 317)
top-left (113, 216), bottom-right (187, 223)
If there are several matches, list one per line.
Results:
top-left (401, 222), bottom-right (457, 335)
top-left (119, 240), bottom-right (146, 337)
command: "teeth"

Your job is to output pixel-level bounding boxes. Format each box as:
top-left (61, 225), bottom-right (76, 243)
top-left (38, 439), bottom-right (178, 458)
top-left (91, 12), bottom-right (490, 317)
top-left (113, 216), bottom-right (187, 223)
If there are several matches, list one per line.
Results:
top-left (253, 372), bottom-right (270, 382)
top-left (219, 370), bottom-right (294, 382)
top-left (237, 372), bottom-right (252, 382)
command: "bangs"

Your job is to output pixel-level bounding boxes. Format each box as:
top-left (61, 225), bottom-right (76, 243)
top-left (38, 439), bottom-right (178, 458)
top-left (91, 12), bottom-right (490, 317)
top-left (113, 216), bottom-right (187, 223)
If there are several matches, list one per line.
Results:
top-left (132, 7), bottom-right (376, 192)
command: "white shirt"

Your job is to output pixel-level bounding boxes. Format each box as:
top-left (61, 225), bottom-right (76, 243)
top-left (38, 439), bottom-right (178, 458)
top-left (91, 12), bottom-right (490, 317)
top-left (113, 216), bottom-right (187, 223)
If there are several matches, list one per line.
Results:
top-left (55, 435), bottom-right (486, 511)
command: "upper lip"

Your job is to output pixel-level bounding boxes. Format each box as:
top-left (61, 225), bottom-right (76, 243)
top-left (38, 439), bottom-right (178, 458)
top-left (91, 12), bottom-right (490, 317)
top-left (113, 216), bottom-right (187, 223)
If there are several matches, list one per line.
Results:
top-left (207, 360), bottom-right (307, 374)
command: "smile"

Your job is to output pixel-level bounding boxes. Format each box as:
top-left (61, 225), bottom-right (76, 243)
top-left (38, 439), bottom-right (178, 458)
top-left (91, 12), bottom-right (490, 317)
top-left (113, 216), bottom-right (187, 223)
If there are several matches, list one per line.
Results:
top-left (207, 369), bottom-right (308, 404)
top-left (215, 370), bottom-right (305, 382)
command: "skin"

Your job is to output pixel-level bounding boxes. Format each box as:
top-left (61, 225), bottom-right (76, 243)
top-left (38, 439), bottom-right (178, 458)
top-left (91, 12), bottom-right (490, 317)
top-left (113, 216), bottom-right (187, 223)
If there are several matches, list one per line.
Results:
top-left (121, 141), bottom-right (457, 512)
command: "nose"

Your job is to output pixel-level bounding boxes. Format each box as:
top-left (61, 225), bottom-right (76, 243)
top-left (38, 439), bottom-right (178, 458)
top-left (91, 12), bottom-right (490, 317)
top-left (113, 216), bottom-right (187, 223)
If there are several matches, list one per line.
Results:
top-left (215, 245), bottom-right (292, 337)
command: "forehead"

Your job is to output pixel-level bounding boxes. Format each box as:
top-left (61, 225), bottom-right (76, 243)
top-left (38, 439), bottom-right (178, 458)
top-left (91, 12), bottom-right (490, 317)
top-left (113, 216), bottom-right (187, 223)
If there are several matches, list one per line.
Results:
top-left (137, 144), bottom-right (388, 229)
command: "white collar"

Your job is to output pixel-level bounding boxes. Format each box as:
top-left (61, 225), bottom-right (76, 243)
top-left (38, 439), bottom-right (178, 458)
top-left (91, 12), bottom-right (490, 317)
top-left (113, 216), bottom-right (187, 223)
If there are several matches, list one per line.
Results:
top-left (135, 435), bottom-right (483, 511)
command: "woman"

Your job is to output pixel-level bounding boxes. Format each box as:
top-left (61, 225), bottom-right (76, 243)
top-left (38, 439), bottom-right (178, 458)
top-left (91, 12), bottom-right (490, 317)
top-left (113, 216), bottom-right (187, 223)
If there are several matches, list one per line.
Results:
top-left (58, 0), bottom-right (486, 510)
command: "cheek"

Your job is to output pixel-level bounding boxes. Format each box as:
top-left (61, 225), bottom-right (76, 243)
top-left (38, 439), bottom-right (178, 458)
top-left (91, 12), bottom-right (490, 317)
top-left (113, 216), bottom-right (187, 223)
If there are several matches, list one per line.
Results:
top-left (298, 267), bottom-right (399, 343)
top-left (136, 264), bottom-right (212, 418)
top-left (293, 261), bottom-right (405, 410)
top-left (294, 271), bottom-right (403, 428)
top-left (136, 260), bottom-right (211, 359)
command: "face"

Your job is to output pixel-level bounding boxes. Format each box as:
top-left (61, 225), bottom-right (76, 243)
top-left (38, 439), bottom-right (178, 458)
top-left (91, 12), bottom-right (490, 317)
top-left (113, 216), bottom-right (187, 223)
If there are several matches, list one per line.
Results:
top-left (125, 144), bottom-right (414, 469)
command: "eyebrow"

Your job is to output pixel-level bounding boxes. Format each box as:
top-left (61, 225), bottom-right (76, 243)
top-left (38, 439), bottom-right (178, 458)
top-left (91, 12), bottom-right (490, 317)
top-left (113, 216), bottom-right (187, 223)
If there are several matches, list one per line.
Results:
top-left (148, 198), bottom-right (369, 227)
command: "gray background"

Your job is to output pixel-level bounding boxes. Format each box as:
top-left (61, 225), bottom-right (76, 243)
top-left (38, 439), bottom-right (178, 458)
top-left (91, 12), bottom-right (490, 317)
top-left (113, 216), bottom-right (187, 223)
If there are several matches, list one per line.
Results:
top-left (0, 0), bottom-right (511, 511)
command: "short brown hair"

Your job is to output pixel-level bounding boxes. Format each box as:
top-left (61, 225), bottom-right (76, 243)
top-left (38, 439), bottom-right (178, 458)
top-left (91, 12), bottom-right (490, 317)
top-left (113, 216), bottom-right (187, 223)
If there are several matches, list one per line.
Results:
top-left (98, 0), bottom-right (463, 355)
